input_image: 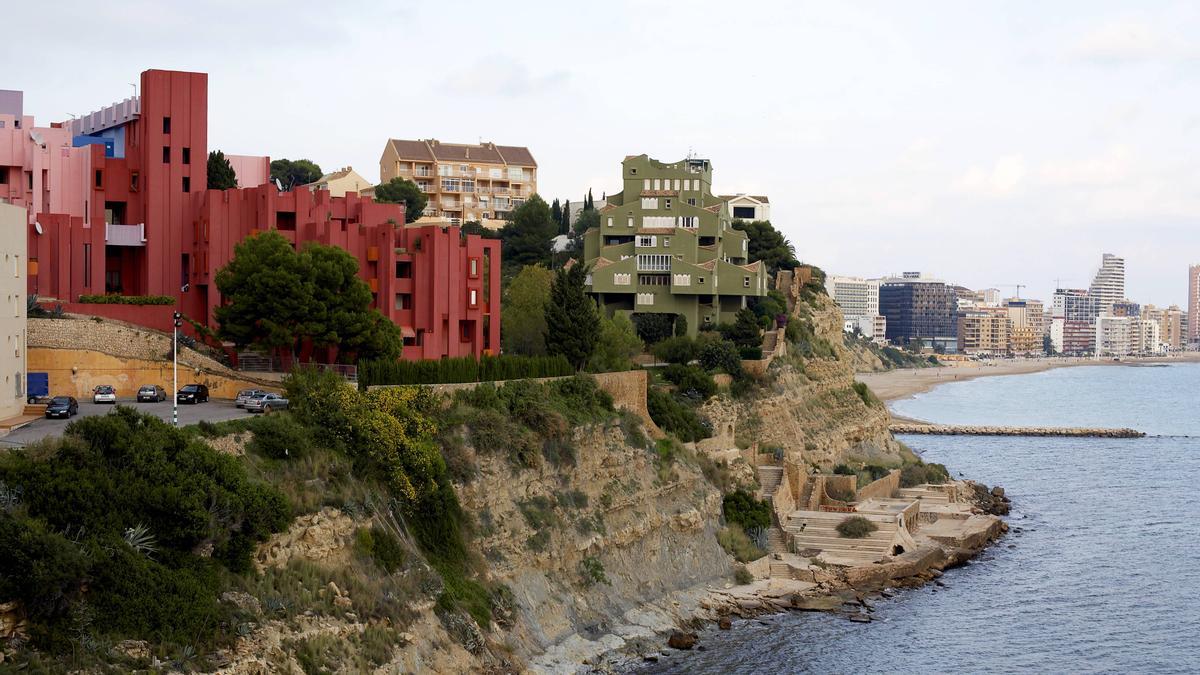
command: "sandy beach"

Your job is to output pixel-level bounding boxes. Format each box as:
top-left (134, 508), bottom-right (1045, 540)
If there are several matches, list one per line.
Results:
top-left (856, 354), bottom-right (1200, 404)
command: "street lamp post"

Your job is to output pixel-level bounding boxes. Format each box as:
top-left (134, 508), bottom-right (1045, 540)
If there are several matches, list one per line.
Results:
top-left (173, 311), bottom-right (182, 427)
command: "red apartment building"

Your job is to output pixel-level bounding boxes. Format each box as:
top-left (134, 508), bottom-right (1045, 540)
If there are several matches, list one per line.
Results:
top-left (1, 69), bottom-right (499, 361)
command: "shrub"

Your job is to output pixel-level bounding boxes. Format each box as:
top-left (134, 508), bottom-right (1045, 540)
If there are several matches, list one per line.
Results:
top-left (852, 381), bottom-right (879, 407)
top-left (647, 388), bottom-right (710, 442)
top-left (631, 312), bottom-right (676, 345)
top-left (77, 294), bottom-right (175, 305)
top-left (697, 337), bottom-right (744, 376)
top-left (247, 412), bottom-right (313, 459)
top-left (723, 490), bottom-right (771, 531)
top-left (359, 353), bottom-right (573, 386)
top-left (653, 336), bottom-right (697, 365)
top-left (739, 346), bottom-right (763, 360)
top-left (355, 526), bottom-right (405, 574)
top-left (836, 516), bottom-right (878, 539)
top-left (833, 464), bottom-right (856, 475)
top-left (579, 556), bottom-right (610, 587)
top-left (899, 461), bottom-right (950, 488)
top-left (717, 524), bottom-right (765, 563)
top-left (734, 565), bottom-right (755, 585)
top-left (662, 364), bottom-right (717, 402)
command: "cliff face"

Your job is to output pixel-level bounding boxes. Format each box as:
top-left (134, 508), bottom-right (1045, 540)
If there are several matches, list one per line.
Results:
top-left (703, 283), bottom-right (904, 469)
top-left (454, 424), bottom-right (731, 670)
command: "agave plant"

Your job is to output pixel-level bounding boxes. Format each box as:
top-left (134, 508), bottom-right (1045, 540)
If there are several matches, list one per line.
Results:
top-left (0, 480), bottom-right (22, 511)
top-left (123, 523), bottom-right (159, 558)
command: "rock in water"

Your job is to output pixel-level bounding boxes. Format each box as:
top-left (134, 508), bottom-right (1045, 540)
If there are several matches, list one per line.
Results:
top-left (668, 632), bottom-right (698, 650)
top-left (718, 616), bottom-right (733, 630)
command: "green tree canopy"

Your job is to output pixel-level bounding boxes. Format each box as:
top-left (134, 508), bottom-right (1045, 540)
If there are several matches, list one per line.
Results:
top-left (269, 158), bottom-right (323, 190)
top-left (731, 220), bottom-right (799, 275)
top-left (502, 265), bottom-right (555, 356)
top-left (501, 195), bottom-right (558, 269)
top-left (207, 150), bottom-right (238, 190)
top-left (588, 312), bottom-right (643, 373)
top-left (728, 308), bottom-right (763, 349)
top-left (373, 177), bottom-right (429, 224)
top-left (545, 263), bottom-right (600, 370)
top-left (214, 231), bottom-right (400, 362)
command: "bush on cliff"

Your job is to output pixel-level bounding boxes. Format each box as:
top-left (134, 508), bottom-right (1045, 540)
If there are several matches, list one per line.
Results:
top-left (899, 461), bottom-right (950, 488)
top-left (647, 388), bottom-right (710, 442)
top-left (0, 407), bottom-right (289, 650)
top-left (722, 490), bottom-right (772, 531)
top-left (836, 516), bottom-right (878, 539)
top-left (717, 524), bottom-right (766, 563)
top-left (662, 364), bottom-right (718, 402)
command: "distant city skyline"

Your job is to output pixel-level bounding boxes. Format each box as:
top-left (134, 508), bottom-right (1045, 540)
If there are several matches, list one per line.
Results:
top-left (3, 1), bottom-right (1198, 305)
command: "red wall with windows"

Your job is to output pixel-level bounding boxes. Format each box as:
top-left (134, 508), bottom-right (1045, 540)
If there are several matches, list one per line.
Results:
top-left (28, 69), bottom-right (500, 360)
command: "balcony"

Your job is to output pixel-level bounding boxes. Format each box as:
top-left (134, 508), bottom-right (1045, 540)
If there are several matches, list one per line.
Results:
top-left (105, 223), bottom-right (146, 247)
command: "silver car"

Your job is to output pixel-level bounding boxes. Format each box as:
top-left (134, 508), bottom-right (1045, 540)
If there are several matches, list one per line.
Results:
top-left (92, 385), bottom-right (117, 404)
top-left (235, 389), bottom-right (266, 408)
top-left (245, 392), bottom-right (288, 414)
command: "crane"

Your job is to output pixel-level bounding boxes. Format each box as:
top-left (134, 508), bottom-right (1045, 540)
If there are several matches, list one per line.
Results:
top-left (995, 284), bottom-right (1026, 299)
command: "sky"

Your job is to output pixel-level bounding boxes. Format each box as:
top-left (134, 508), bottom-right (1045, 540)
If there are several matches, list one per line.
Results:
top-left (4, 0), bottom-right (1199, 306)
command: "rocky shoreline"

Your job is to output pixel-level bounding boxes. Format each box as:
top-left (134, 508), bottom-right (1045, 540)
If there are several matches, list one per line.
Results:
top-left (551, 482), bottom-right (1011, 672)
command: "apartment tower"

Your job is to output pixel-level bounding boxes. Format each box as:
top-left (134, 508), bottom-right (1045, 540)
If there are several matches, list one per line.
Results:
top-left (1190, 265), bottom-right (1200, 346)
top-left (1089, 253), bottom-right (1126, 315)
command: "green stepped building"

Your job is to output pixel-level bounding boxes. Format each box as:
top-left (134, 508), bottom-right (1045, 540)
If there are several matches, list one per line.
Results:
top-left (581, 155), bottom-right (768, 335)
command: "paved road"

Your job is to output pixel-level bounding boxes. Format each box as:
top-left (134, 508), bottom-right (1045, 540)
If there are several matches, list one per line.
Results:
top-left (0, 399), bottom-right (253, 447)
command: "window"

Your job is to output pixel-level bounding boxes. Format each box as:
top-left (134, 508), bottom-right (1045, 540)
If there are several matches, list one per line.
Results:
top-left (395, 261), bottom-right (413, 278)
top-left (607, 217), bottom-right (613, 228)
top-left (162, 116), bottom-right (171, 133)
top-left (468, 288), bottom-right (479, 308)
top-left (663, 237), bottom-right (670, 247)
top-left (653, 179), bottom-right (661, 190)
top-left (182, 176), bottom-right (190, 193)
top-left (181, 253), bottom-right (190, 287)
top-left (13, 254), bottom-right (19, 278)
top-left (94, 169), bottom-right (103, 188)
top-left (275, 211), bottom-right (296, 230)
top-left (636, 235), bottom-right (656, 247)
top-left (630, 167), bottom-right (637, 174)
top-left (0, 168), bottom-right (7, 184)
top-left (664, 198), bottom-right (672, 209)
top-left (395, 293), bottom-right (413, 310)
top-left (162, 146), bottom-right (170, 163)
top-left (673, 274), bottom-right (691, 286)
top-left (643, 179), bottom-right (650, 190)
top-left (699, 277), bottom-right (705, 284)
top-left (182, 147), bottom-right (191, 164)
top-left (613, 273), bottom-right (632, 285)
top-left (636, 293), bottom-right (655, 306)
top-left (627, 217), bottom-right (634, 228)
top-left (640, 197), bottom-right (658, 209)
top-left (636, 254), bottom-right (671, 272)
top-left (638, 274), bottom-right (669, 286)
top-left (130, 172), bottom-right (140, 192)
top-left (83, 243), bottom-right (91, 287)
top-left (687, 198), bottom-right (696, 206)
top-left (733, 206), bottom-right (756, 219)
top-left (468, 257), bottom-right (480, 278)
top-left (744, 276), bottom-right (751, 288)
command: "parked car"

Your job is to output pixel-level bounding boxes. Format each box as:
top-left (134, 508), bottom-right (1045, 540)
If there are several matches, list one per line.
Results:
top-left (136, 384), bottom-right (168, 402)
top-left (176, 384), bottom-right (210, 404)
top-left (245, 392), bottom-right (288, 414)
top-left (235, 389), bottom-right (266, 408)
top-left (45, 396), bottom-right (78, 419)
top-left (92, 385), bottom-right (117, 404)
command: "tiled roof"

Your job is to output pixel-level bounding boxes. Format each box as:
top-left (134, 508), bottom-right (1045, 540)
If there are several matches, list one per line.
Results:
top-left (388, 139), bottom-right (536, 167)
top-left (697, 260), bottom-right (717, 271)
top-left (719, 194), bottom-right (770, 203)
top-left (638, 227), bottom-right (675, 234)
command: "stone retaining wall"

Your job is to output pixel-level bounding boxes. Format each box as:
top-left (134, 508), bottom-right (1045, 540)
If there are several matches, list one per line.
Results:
top-left (27, 348), bottom-right (279, 400)
top-left (856, 469), bottom-right (901, 502)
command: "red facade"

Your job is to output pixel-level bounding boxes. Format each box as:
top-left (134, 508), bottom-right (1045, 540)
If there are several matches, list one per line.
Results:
top-left (23, 69), bottom-right (500, 360)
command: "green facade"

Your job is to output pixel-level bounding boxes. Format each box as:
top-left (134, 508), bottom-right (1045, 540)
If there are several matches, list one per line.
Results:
top-left (582, 155), bottom-right (768, 335)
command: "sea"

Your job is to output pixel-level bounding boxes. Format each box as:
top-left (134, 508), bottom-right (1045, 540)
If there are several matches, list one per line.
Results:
top-left (635, 362), bottom-right (1200, 674)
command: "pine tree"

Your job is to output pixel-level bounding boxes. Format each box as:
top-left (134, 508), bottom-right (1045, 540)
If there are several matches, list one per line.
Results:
top-left (550, 198), bottom-right (563, 234)
top-left (585, 189), bottom-right (595, 211)
top-left (562, 199), bottom-right (571, 231)
top-left (545, 264), bottom-right (600, 370)
top-left (207, 150), bottom-right (238, 190)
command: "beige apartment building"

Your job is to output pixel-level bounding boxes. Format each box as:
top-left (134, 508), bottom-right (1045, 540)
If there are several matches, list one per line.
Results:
top-left (1143, 304), bottom-right (1184, 351)
top-left (379, 139), bottom-right (536, 228)
top-left (0, 202), bottom-right (27, 420)
top-left (958, 309), bottom-right (1010, 356)
top-left (302, 166), bottom-right (375, 198)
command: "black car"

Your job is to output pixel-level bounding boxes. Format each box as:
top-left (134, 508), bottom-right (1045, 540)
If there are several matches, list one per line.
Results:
top-left (45, 396), bottom-right (78, 419)
top-left (176, 384), bottom-right (210, 404)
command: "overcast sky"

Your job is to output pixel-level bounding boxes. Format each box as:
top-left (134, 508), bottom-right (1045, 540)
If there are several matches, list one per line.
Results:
top-left (5, 1), bottom-right (1198, 306)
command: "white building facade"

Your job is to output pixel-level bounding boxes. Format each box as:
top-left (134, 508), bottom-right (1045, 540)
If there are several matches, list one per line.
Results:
top-left (0, 202), bottom-right (27, 420)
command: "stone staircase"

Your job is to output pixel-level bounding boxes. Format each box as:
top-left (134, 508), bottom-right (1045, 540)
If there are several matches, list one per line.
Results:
top-left (769, 560), bottom-right (792, 579)
top-left (897, 486), bottom-right (952, 505)
top-left (765, 526), bottom-right (788, 555)
top-left (757, 465), bottom-right (784, 500)
top-left (783, 511), bottom-right (899, 566)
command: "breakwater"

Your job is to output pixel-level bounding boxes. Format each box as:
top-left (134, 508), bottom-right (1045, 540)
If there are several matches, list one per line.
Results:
top-left (889, 423), bottom-right (1144, 438)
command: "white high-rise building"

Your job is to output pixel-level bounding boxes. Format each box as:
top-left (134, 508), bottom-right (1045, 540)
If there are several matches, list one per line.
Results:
top-left (826, 276), bottom-right (880, 320)
top-left (1089, 253), bottom-right (1126, 315)
top-left (0, 202), bottom-right (27, 421)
